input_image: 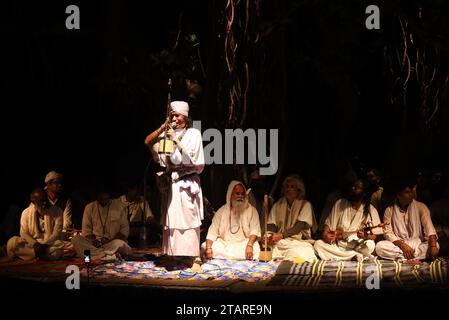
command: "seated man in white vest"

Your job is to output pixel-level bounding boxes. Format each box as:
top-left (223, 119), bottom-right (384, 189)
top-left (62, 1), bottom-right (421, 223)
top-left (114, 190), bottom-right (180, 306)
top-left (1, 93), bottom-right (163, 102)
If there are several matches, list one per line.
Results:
top-left (266, 175), bottom-right (317, 262)
top-left (314, 178), bottom-right (382, 261)
top-left (7, 188), bottom-right (64, 260)
top-left (44, 171), bottom-right (73, 238)
top-left (376, 178), bottom-right (439, 261)
top-left (203, 180), bottom-right (261, 260)
top-left (71, 188), bottom-right (131, 261)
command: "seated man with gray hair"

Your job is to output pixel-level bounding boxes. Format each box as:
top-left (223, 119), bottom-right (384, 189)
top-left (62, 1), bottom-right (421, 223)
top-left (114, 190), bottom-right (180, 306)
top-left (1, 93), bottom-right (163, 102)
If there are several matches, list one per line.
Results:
top-left (266, 175), bottom-right (317, 262)
top-left (7, 188), bottom-right (65, 260)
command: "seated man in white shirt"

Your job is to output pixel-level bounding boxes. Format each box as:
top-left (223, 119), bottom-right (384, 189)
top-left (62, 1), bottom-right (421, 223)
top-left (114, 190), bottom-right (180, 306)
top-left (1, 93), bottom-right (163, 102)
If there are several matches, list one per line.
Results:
top-left (44, 171), bottom-right (73, 238)
top-left (7, 188), bottom-right (64, 260)
top-left (314, 179), bottom-right (382, 261)
top-left (71, 188), bottom-right (131, 261)
top-left (376, 178), bottom-right (439, 261)
top-left (266, 175), bottom-right (317, 262)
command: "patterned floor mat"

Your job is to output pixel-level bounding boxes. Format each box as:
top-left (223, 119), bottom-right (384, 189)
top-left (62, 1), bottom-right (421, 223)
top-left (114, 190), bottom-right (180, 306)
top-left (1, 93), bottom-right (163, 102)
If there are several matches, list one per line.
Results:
top-left (90, 258), bottom-right (281, 282)
top-left (269, 257), bottom-right (449, 288)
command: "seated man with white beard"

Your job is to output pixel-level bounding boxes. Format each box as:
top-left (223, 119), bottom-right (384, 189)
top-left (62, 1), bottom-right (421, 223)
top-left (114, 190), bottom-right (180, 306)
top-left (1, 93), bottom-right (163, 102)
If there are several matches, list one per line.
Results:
top-left (203, 181), bottom-right (261, 260)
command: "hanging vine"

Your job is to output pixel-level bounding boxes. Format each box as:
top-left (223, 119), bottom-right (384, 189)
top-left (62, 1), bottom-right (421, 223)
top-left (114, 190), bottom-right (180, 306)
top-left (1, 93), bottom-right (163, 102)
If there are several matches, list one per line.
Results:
top-left (223, 0), bottom-right (261, 128)
top-left (386, 4), bottom-right (449, 135)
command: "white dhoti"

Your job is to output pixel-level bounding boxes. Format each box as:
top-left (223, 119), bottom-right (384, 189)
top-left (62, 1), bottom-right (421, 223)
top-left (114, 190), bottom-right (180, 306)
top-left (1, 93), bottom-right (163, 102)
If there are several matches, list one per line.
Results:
top-left (7, 236), bottom-right (64, 260)
top-left (314, 239), bottom-right (375, 261)
top-left (71, 235), bottom-right (132, 261)
top-left (375, 238), bottom-right (436, 260)
top-left (378, 200), bottom-right (438, 261)
top-left (163, 227), bottom-right (200, 256)
top-left (272, 239), bottom-right (317, 262)
top-left (201, 238), bottom-right (261, 260)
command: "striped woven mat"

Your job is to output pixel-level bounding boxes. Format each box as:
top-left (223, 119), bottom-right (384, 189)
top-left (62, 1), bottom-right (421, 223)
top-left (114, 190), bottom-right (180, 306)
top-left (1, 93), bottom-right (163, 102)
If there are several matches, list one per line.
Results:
top-left (268, 257), bottom-right (448, 288)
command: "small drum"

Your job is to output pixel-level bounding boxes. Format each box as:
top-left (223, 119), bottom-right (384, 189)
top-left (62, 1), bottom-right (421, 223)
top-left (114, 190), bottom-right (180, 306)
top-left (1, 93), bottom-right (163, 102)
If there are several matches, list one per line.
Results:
top-left (158, 138), bottom-right (174, 154)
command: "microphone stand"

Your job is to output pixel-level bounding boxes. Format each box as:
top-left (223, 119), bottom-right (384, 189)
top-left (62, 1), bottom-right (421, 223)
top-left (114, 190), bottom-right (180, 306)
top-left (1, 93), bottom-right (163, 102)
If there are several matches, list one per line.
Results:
top-left (160, 79), bottom-right (172, 155)
top-left (139, 159), bottom-right (151, 249)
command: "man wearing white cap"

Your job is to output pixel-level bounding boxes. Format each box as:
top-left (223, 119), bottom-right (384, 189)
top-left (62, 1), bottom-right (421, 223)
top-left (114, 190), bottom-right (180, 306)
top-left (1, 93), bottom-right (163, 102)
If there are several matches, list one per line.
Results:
top-left (145, 100), bottom-right (204, 256)
top-left (44, 171), bottom-right (73, 236)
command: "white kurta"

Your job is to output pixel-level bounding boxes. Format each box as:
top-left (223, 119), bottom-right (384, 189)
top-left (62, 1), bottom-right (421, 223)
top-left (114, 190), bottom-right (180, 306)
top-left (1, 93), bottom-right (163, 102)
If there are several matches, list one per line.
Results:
top-left (268, 198), bottom-right (317, 262)
top-left (314, 198), bottom-right (381, 261)
top-left (6, 203), bottom-right (64, 260)
top-left (71, 199), bottom-right (131, 261)
top-left (203, 181), bottom-right (261, 260)
top-left (49, 197), bottom-right (72, 231)
top-left (152, 127), bottom-right (204, 256)
top-left (81, 199), bottom-right (129, 239)
top-left (376, 200), bottom-right (437, 260)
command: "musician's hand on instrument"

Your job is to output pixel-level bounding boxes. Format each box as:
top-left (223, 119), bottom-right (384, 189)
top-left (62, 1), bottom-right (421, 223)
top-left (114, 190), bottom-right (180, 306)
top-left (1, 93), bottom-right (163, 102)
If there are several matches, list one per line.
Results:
top-left (271, 232), bottom-right (283, 244)
top-left (357, 229), bottom-right (370, 240)
top-left (166, 127), bottom-right (175, 137)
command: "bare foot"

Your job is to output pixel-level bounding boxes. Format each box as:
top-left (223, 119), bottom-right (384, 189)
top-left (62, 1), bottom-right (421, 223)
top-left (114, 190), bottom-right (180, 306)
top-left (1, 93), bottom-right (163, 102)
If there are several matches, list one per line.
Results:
top-left (351, 254), bottom-right (363, 262)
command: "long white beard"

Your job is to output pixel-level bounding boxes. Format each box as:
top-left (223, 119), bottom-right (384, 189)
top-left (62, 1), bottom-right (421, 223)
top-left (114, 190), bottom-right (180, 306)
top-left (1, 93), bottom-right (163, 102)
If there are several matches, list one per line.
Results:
top-left (231, 199), bottom-right (246, 215)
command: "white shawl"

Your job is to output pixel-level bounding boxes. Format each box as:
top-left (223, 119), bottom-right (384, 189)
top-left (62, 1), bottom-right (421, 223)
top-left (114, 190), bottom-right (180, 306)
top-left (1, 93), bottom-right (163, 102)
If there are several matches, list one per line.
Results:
top-left (206, 180), bottom-right (261, 241)
top-left (391, 199), bottom-right (423, 241)
top-left (20, 203), bottom-right (63, 246)
top-left (268, 198), bottom-right (317, 240)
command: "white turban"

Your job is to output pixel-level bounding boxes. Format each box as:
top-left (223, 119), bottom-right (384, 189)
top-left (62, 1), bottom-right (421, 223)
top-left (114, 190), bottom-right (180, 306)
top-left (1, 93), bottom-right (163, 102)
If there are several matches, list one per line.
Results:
top-left (170, 101), bottom-right (189, 117)
top-left (45, 171), bottom-right (62, 184)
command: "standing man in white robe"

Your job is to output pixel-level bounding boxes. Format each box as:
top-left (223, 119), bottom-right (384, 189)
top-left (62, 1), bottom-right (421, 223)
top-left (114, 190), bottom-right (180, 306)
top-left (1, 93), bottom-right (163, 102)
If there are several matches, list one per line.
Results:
top-left (145, 101), bottom-right (204, 257)
top-left (376, 179), bottom-right (439, 261)
top-left (314, 179), bottom-right (382, 261)
top-left (267, 175), bottom-right (317, 262)
top-left (7, 188), bottom-right (64, 260)
top-left (203, 181), bottom-right (261, 260)
top-left (71, 189), bottom-right (131, 261)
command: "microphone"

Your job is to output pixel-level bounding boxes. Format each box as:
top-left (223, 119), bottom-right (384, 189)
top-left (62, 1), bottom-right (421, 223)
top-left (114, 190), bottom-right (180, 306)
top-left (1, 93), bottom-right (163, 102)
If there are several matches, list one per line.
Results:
top-left (83, 249), bottom-right (91, 265)
top-left (171, 122), bottom-right (177, 130)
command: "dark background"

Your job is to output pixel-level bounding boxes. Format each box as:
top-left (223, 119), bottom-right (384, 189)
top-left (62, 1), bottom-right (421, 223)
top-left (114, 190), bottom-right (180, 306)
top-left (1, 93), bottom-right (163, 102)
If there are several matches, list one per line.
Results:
top-left (1, 0), bottom-right (448, 229)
